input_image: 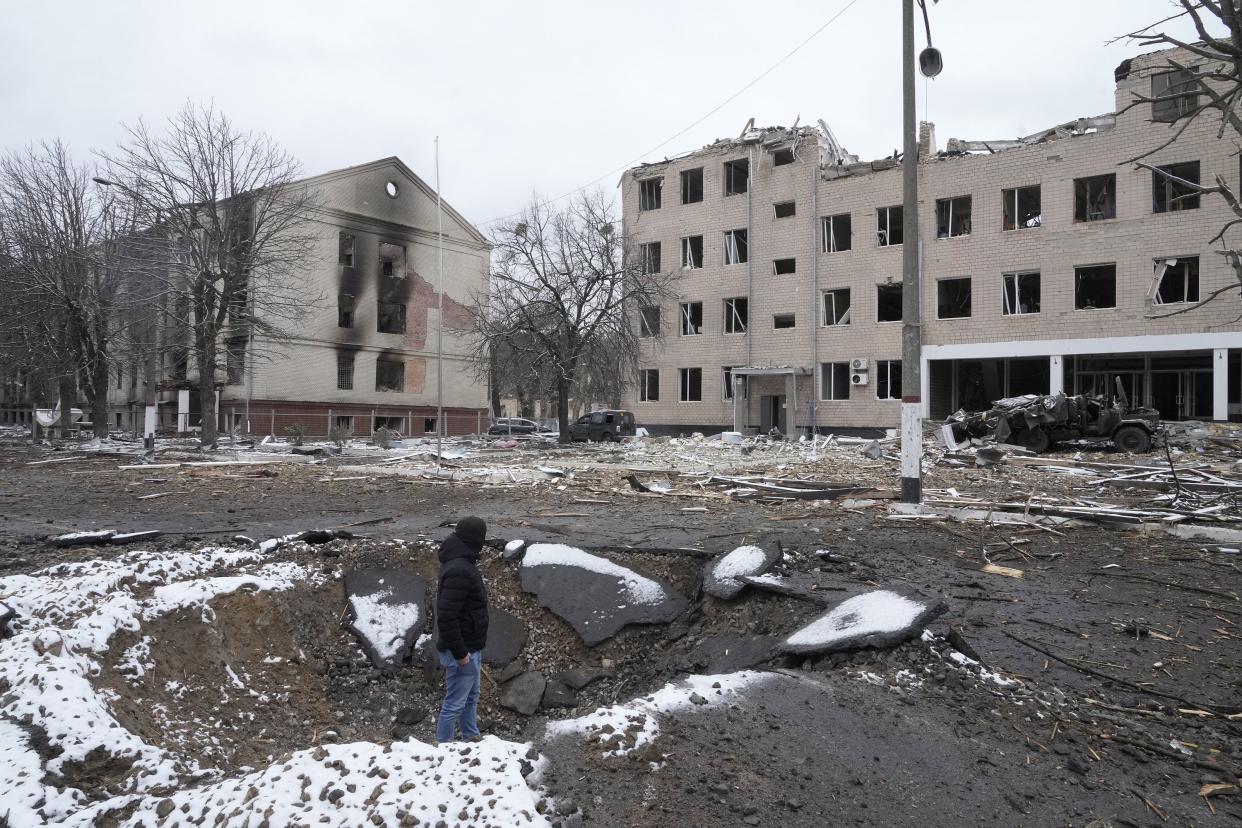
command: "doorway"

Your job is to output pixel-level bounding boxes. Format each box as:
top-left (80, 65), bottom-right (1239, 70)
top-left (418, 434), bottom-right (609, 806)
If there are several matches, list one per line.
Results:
top-left (1150, 371), bottom-right (1213, 420)
top-left (760, 395), bottom-right (786, 433)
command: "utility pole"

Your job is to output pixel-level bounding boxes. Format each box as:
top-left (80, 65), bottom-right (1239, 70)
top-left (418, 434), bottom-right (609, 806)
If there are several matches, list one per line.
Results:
top-left (435, 137), bottom-right (444, 465)
top-left (899, 0), bottom-right (923, 503)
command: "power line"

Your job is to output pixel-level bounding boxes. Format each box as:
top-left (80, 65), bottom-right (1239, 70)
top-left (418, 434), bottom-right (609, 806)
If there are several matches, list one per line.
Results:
top-left (481, 0), bottom-right (863, 226)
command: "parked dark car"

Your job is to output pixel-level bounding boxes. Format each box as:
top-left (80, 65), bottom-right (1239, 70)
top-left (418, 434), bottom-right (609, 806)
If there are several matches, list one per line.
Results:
top-left (568, 410), bottom-right (636, 442)
top-left (487, 417), bottom-right (552, 436)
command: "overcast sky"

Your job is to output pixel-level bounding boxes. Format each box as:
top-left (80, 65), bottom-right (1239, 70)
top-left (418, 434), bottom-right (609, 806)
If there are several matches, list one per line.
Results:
top-left (1, 1), bottom-right (1217, 229)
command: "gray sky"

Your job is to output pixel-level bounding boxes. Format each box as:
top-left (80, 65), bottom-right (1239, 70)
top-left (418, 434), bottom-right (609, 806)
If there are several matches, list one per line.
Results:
top-left (1, 0), bottom-right (1216, 229)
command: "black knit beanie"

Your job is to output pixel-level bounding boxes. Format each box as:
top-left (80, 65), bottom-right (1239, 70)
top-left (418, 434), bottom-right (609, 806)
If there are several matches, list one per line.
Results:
top-left (454, 516), bottom-right (487, 551)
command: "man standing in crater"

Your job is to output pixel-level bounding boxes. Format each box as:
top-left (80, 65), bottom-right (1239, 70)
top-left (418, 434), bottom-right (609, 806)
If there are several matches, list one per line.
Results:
top-left (434, 516), bottom-right (490, 742)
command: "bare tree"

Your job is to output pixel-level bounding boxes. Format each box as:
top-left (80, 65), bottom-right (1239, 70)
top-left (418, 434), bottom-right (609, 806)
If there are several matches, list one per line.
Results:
top-left (99, 103), bottom-right (320, 446)
top-left (1122, 1), bottom-right (1242, 319)
top-left (471, 190), bottom-right (673, 442)
top-left (0, 141), bottom-right (134, 437)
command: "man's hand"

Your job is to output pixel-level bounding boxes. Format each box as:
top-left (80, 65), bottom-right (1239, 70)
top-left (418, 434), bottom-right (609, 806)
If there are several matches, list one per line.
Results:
top-left (457, 654), bottom-right (471, 667)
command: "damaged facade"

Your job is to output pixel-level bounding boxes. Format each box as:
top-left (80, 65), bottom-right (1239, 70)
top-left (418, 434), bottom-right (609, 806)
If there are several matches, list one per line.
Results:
top-left (104, 158), bottom-right (490, 437)
top-left (622, 47), bottom-right (1242, 435)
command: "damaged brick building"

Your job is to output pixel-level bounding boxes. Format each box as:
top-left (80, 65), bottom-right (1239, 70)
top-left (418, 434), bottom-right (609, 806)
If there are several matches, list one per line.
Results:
top-left (621, 46), bottom-right (1242, 436)
top-left (106, 157), bottom-right (490, 437)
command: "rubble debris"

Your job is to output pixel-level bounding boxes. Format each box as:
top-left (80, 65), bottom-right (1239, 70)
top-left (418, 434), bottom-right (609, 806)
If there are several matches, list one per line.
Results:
top-left (482, 607), bottom-right (527, 666)
top-left (48, 529), bottom-right (116, 547)
top-left (703, 545), bottom-right (780, 599)
top-left (0, 601), bottom-right (14, 638)
top-left (674, 632), bottom-right (776, 673)
top-left (861, 441), bottom-right (884, 460)
top-left (739, 572), bottom-right (844, 604)
top-left (502, 539), bottom-right (527, 560)
top-left (552, 666), bottom-right (614, 690)
top-left (779, 589), bottom-right (947, 655)
top-left (343, 569), bottom-right (426, 670)
top-left (518, 544), bottom-right (690, 646)
top-left (500, 671), bottom-right (547, 716)
top-left (540, 680), bottom-right (579, 710)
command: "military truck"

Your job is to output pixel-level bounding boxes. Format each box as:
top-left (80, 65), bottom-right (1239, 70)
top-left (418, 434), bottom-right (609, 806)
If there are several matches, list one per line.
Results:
top-left (948, 378), bottom-right (1161, 454)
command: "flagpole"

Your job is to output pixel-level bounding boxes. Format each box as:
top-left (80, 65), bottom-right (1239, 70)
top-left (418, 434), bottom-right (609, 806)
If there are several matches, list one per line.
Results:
top-left (435, 136), bottom-right (444, 465)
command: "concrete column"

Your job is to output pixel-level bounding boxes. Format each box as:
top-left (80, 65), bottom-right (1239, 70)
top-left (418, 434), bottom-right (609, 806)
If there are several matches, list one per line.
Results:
top-left (1049, 355), bottom-right (1064, 396)
top-left (1213, 348), bottom-right (1228, 422)
top-left (919, 358), bottom-right (931, 418)
top-left (785, 374), bottom-right (797, 439)
top-left (732, 376), bottom-right (746, 432)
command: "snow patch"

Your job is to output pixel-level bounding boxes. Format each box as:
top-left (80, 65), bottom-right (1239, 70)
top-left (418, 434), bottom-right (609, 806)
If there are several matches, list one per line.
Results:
top-left (713, 545), bottom-right (766, 580)
top-left (784, 590), bottom-right (927, 650)
top-left (348, 590), bottom-right (422, 663)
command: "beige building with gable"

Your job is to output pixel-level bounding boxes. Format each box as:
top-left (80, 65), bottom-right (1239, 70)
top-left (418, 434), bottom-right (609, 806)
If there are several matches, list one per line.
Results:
top-left (106, 157), bottom-right (491, 437)
top-left (621, 46), bottom-right (1242, 436)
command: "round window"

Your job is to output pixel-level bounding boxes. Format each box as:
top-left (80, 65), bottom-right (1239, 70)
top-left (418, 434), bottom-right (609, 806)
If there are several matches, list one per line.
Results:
top-left (385, 181), bottom-right (399, 198)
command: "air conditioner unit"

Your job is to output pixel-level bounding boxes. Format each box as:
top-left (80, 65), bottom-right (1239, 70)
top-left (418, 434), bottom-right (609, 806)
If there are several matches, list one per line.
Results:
top-left (850, 357), bottom-right (869, 371)
top-left (850, 371), bottom-right (869, 386)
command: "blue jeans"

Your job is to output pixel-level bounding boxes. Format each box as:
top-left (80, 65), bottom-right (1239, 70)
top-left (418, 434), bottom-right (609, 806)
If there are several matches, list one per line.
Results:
top-left (435, 650), bottom-right (481, 742)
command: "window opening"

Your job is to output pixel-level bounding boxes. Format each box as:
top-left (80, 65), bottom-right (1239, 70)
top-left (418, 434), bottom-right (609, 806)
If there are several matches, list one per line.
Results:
top-left (822, 288), bottom-right (851, 326)
top-left (773, 258), bottom-right (796, 275)
top-left (773, 313), bottom-right (796, 329)
top-left (338, 293), bottom-right (355, 328)
top-left (679, 302), bottom-right (703, 336)
top-left (681, 235), bottom-right (703, 269)
top-left (639, 306), bottom-right (660, 337)
top-left (1074, 264), bottom-right (1117, 310)
top-left (935, 195), bottom-right (972, 238)
top-left (877, 283), bottom-right (903, 322)
top-left (226, 338), bottom-right (246, 385)
top-left (820, 362), bottom-right (850, 401)
top-left (377, 301), bottom-right (406, 334)
top-left (337, 352), bottom-right (355, 390)
top-left (424, 418), bottom-right (438, 434)
top-left (639, 177), bottom-right (662, 211)
top-left (773, 201), bottom-right (796, 219)
top-left (1152, 257), bottom-right (1199, 304)
top-left (375, 358), bottom-right (404, 392)
top-left (640, 241), bottom-right (661, 274)
top-left (724, 159), bottom-right (749, 196)
top-left (1074, 175), bottom-right (1116, 222)
top-left (937, 277), bottom-right (972, 319)
top-left (1002, 186), bottom-right (1041, 230)
top-left (334, 415), bottom-right (354, 433)
top-left (1152, 161), bottom-right (1201, 212)
top-left (877, 205), bottom-right (904, 246)
top-left (639, 369), bottom-right (660, 402)
top-left (339, 233), bottom-right (355, 266)
top-left (723, 297), bottom-right (749, 334)
top-left (1002, 272), bottom-right (1041, 315)
top-left (876, 360), bottom-right (903, 400)
top-left (679, 367), bottom-right (703, 401)
top-left (773, 148), bottom-right (795, 166)
top-left (1152, 67), bottom-right (1199, 122)
top-left (724, 229), bottom-right (748, 264)
top-left (681, 168), bottom-right (704, 204)
top-left (822, 214), bottom-right (852, 252)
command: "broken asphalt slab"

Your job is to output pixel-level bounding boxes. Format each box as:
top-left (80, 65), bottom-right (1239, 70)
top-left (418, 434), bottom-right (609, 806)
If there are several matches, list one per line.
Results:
top-left (702, 544), bottom-right (780, 600)
top-left (518, 543), bottom-right (690, 646)
top-left (482, 606), bottom-right (527, 665)
top-left (500, 671), bottom-right (546, 715)
top-left (778, 589), bottom-right (948, 655)
top-left (739, 572), bottom-right (846, 604)
top-left (343, 568), bottom-right (426, 670)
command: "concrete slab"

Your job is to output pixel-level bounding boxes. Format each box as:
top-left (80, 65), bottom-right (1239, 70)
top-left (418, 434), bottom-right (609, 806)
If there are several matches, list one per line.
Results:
top-left (343, 569), bottom-right (427, 671)
top-left (518, 543), bottom-right (690, 646)
top-left (500, 671), bottom-right (546, 716)
top-left (482, 607), bottom-right (527, 665)
top-left (673, 632), bottom-right (777, 673)
top-left (778, 589), bottom-right (947, 655)
top-left (703, 545), bottom-right (781, 599)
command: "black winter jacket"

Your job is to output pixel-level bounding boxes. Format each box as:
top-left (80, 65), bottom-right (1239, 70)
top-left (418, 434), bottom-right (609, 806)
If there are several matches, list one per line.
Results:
top-left (435, 533), bottom-right (489, 659)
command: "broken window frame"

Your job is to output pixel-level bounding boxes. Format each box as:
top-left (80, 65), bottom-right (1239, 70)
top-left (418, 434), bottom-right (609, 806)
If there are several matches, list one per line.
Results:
top-left (639, 306), bottom-right (661, 338)
top-left (822, 213), bottom-right (852, 253)
top-left (876, 283), bottom-right (903, 323)
top-left (876, 360), bottom-right (903, 401)
top-left (225, 338), bottom-right (246, 386)
top-left (640, 241), bottom-right (661, 275)
top-left (639, 368), bottom-right (660, 402)
top-left (377, 301), bottom-right (407, 334)
top-left (424, 418), bottom-right (438, 434)
top-left (1002, 186), bottom-right (1041, 231)
top-left (722, 366), bottom-right (747, 401)
top-left (1151, 256), bottom-right (1200, 305)
top-left (334, 415), bottom-right (354, 433)
top-left (773, 313), bottom-right (796, 330)
top-left (338, 293), bottom-right (356, 328)
top-left (936, 277), bottom-right (972, 320)
top-left (822, 288), bottom-right (851, 326)
top-left (877, 205), bottom-right (904, 246)
top-left (773, 258), bottom-right (796, 276)
top-left (1001, 271), bottom-right (1041, 316)
top-left (639, 177), bottom-right (663, 211)
top-left (681, 235), bottom-right (703, 269)
top-left (678, 367), bottom-right (703, 402)
top-left (1152, 161), bottom-right (1201, 213)
top-left (375, 358), bottom-right (405, 393)
top-left (680, 167), bottom-right (704, 204)
top-left (935, 195), bottom-right (972, 239)
top-left (773, 201), bottom-right (796, 219)
top-left (1073, 174), bottom-right (1116, 222)
top-left (772, 148), bottom-right (795, 166)
top-left (820, 362), bottom-right (850, 401)
top-left (339, 232), bottom-right (355, 266)
top-left (1152, 67), bottom-right (1200, 123)
top-left (337, 351), bottom-right (355, 390)
top-left (723, 297), bottom-right (749, 335)
top-left (723, 158), bottom-right (749, 196)
top-left (1074, 263), bottom-right (1118, 310)
top-left (723, 229), bottom-right (748, 265)
top-left (679, 301), bottom-right (703, 336)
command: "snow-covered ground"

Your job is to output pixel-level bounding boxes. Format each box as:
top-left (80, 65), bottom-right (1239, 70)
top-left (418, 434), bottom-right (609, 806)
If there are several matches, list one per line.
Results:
top-left (0, 546), bottom-right (548, 827)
